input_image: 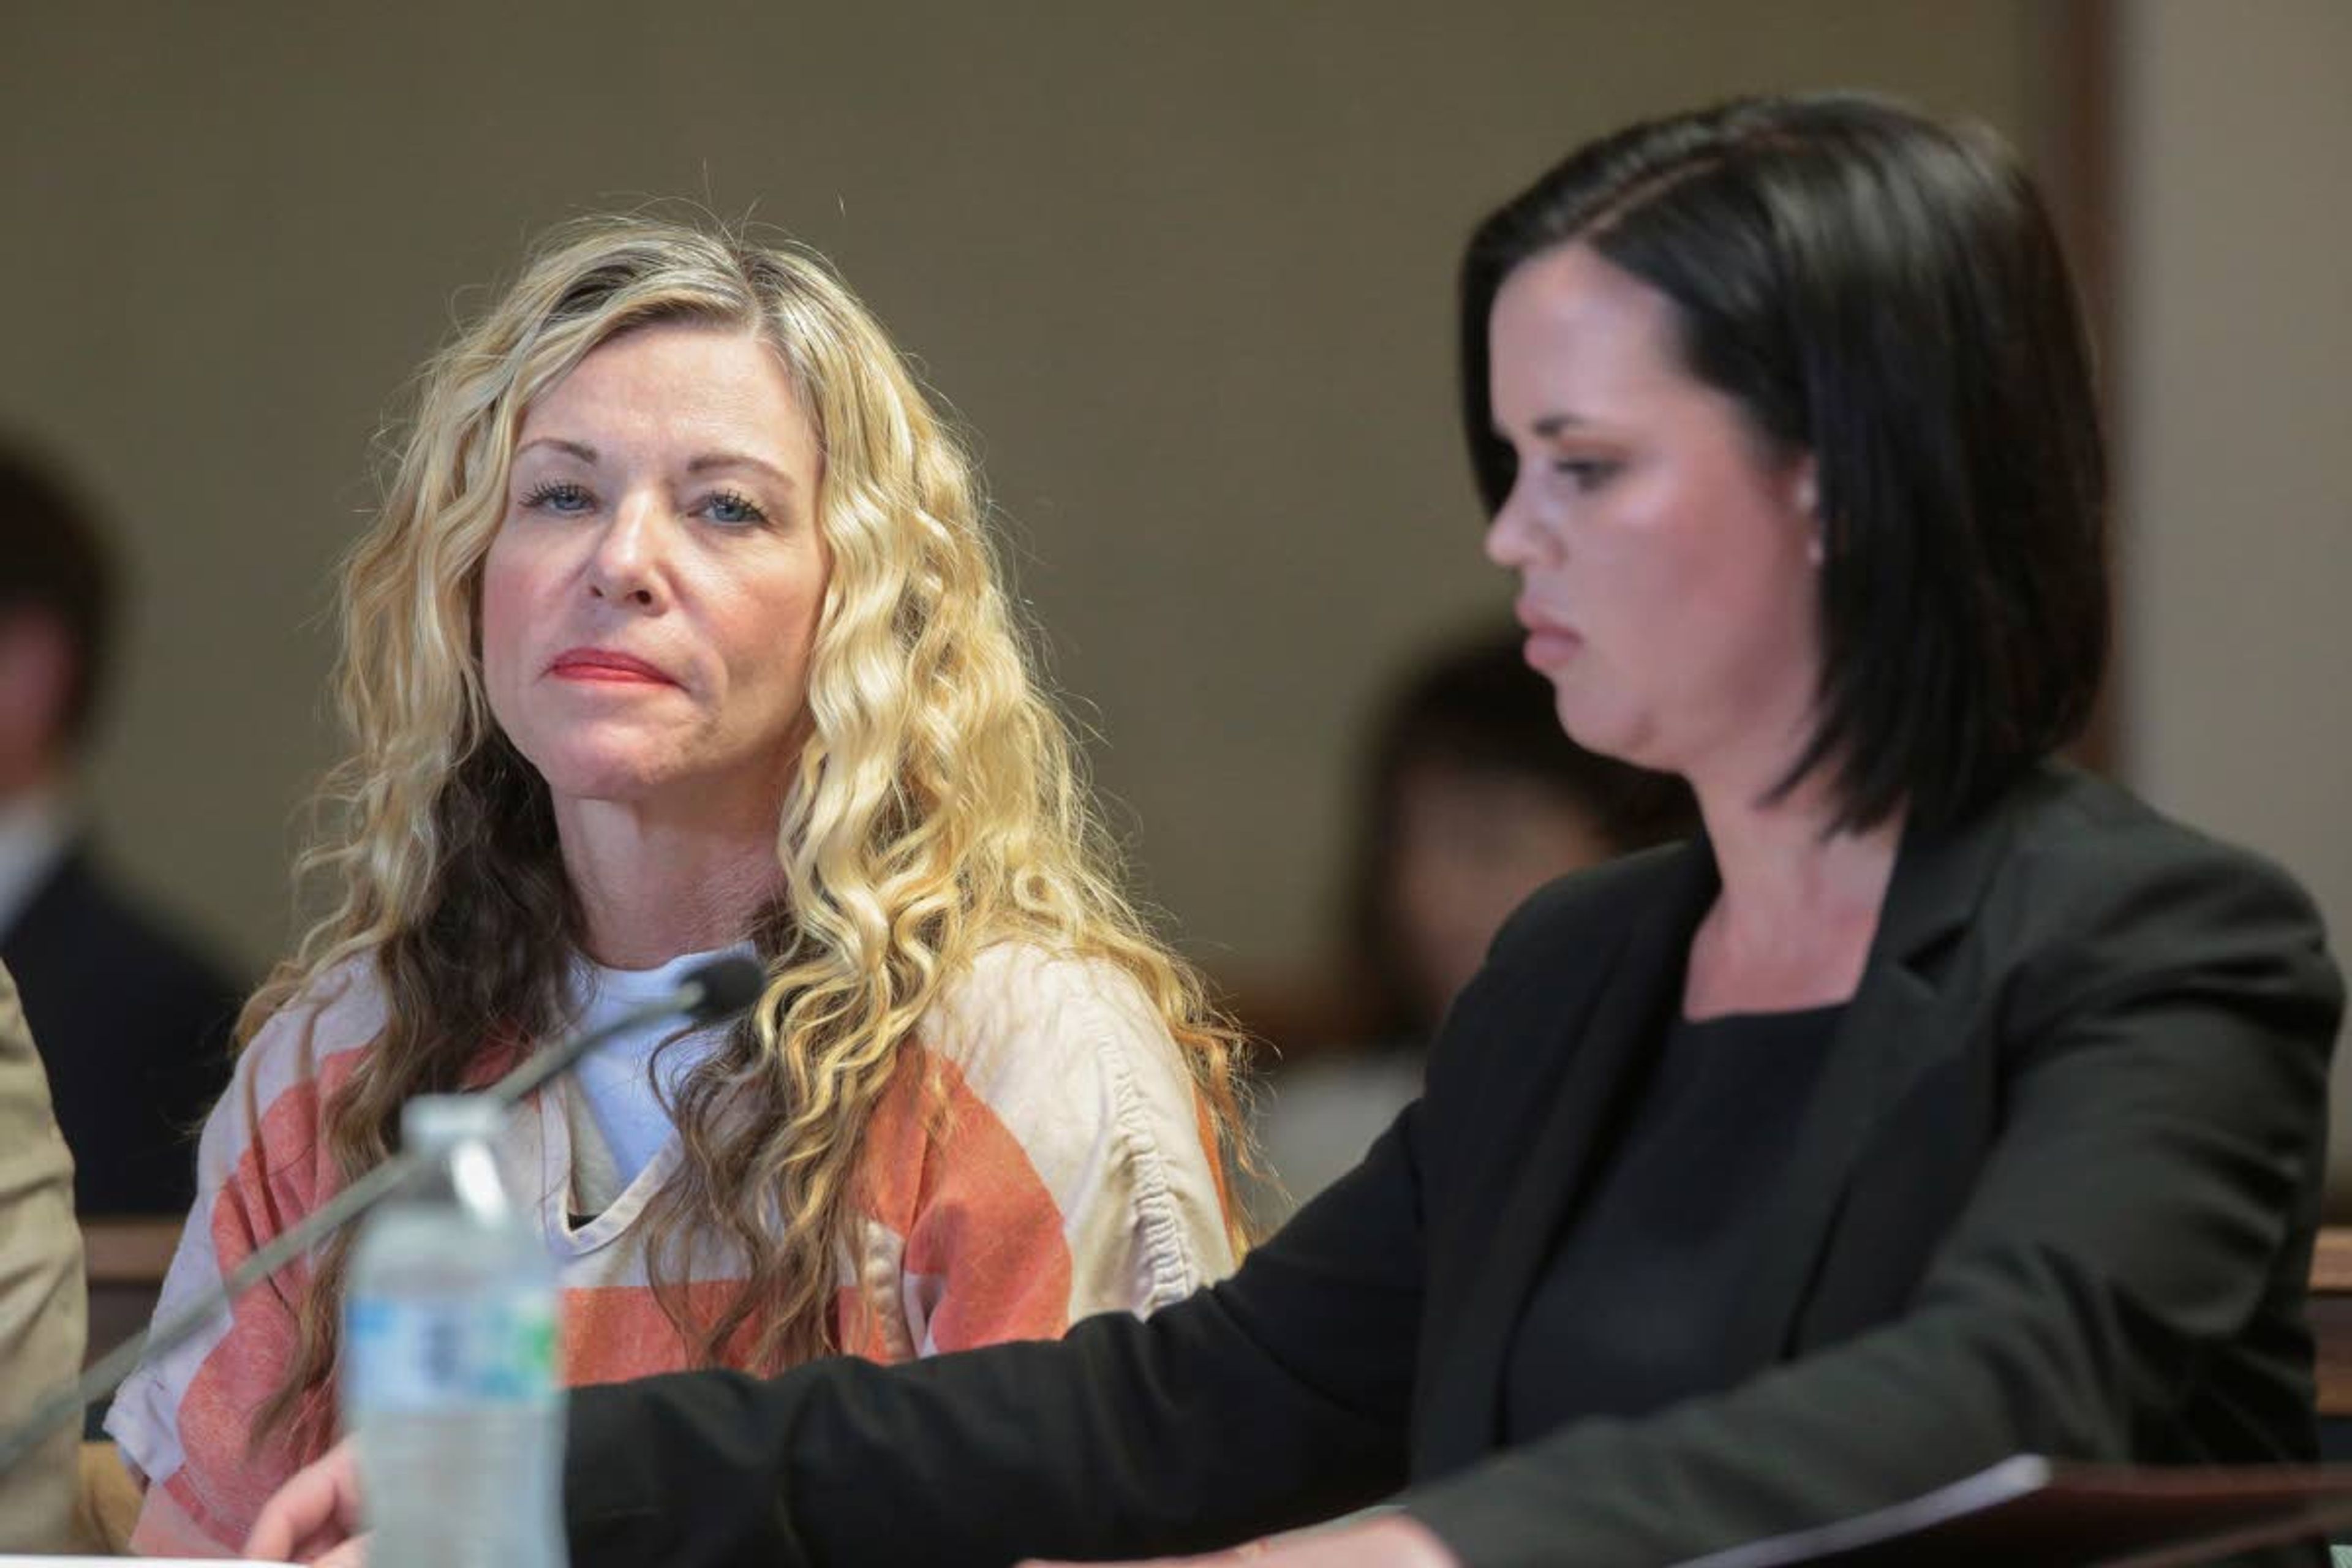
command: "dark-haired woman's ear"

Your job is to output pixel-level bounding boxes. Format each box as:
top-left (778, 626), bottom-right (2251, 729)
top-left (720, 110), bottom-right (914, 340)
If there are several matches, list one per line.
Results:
top-left (1791, 461), bottom-right (1825, 568)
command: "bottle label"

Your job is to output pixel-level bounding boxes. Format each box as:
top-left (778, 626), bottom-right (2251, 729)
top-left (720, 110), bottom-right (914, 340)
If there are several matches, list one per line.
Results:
top-left (345, 1291), bottom-right (560, 1412)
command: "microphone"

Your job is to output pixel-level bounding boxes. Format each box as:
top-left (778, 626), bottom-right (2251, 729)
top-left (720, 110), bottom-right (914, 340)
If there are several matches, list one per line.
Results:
top-left (0, 952), bottom-right (767, 1476)
top-left (482, 952), bottom-right (767, 1110)
top-left (680, 953), bottom-right (767, 1020)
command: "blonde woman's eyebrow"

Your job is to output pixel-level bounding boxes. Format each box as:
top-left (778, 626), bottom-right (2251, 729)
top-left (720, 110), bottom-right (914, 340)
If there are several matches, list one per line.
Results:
top-left (514, 436), bottom-right (600, 465)
top-left (511, 439), bottom-right (796, 493)
top-left (684, 452), bottom-right (797, 491)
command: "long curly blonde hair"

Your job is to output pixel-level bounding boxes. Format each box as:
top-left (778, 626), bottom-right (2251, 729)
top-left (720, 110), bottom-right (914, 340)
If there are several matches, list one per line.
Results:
top-left (247, 214), bottom-right (1250, 1451)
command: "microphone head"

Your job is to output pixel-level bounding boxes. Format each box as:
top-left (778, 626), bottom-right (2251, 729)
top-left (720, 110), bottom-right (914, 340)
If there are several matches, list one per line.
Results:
top-left (682, 955), bottom-right (767, 1023)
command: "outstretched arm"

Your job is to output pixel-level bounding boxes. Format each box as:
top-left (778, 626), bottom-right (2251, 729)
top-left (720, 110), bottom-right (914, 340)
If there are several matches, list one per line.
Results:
top-left (564, 1098), bottom-right (1433, 1568)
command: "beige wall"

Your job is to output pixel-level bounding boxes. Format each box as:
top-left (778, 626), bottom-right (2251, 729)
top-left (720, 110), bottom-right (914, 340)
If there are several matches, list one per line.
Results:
top-left (2116, 0), bottom-right (2352, 1205)
top-left (1, 4), bottom-right (2038, 981)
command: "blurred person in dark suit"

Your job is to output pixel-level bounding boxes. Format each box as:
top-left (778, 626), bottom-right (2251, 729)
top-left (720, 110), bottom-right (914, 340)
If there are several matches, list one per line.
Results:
top-left (0, 443), bottom-right (243, 1215)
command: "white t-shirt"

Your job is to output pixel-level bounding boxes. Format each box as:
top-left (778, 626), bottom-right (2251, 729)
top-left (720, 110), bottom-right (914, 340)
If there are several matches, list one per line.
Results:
top-left (560, 943), bottom-right (752, 1213)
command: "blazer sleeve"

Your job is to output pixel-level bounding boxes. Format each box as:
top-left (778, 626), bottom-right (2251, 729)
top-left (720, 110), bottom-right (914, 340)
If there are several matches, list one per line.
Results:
top-left (565, 1096), bottom-right (1428, 1568)
top-left (0, 960), bottom-right (85, 1553)
top-left (1397, 831), bottom-right (2344, 1566)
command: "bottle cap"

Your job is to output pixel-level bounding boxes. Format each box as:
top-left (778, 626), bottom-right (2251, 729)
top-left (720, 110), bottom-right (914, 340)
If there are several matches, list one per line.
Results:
top-left (401, 1094), bottom-right (507, 1154)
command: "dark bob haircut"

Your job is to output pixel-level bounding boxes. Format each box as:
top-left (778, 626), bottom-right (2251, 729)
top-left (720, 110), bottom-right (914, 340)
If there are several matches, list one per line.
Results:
top-left (1460, 93), bottom-right (2108, 832)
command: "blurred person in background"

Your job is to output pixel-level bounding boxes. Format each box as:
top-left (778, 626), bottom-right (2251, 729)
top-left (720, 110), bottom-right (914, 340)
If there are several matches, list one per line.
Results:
top-left (106, 215), bottom-right (1250, 1556)
top-left (0, 443), bottom-right (243, 1217)
top-left (0, 959), bottom-right (85, 1551)
top-left (1252, 627), bottom-right (1692, 1224)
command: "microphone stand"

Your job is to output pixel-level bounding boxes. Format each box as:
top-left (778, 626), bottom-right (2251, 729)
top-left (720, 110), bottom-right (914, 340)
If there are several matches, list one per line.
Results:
top-left (0, 954), bottom-right (765, 1477)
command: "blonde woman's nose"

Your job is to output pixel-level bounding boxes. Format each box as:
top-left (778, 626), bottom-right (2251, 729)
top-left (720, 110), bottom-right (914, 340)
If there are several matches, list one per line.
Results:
top-left (586, 491), bottom-right (669, 608)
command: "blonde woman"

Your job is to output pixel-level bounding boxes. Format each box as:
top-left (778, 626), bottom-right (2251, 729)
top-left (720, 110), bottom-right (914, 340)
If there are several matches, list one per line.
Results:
top-left (106, 216), bottom-right (1249, 1556)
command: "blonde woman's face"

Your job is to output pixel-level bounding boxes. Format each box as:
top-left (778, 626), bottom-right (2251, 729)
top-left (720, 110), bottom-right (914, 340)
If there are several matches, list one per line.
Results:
top-left (481, 322), bottom-right (829, 829)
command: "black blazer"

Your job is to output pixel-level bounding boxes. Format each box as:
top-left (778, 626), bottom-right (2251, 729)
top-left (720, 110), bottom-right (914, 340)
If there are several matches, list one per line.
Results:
top-left (563, 766), bottom-right (2344, 1567)
top-left (0, 845), bottom-right (243, 1215)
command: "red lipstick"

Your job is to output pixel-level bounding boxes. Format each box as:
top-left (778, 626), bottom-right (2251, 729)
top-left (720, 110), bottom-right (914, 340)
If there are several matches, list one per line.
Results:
top-left (548, 647), bottom-right (676, 686)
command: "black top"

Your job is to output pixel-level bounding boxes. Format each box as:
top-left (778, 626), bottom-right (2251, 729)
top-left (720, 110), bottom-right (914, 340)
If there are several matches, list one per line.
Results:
top-left (1502, 1004), bottom-right (1844, 1438)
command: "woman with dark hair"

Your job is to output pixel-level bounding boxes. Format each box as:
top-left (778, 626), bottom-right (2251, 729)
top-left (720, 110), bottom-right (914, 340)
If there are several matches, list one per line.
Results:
top-left (254, 94), bottom-right (2342, 1568)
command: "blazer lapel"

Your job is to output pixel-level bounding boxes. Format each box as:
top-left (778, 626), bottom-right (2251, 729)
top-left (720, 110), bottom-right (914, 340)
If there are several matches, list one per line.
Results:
top-left (1710, 949), bottom-right (1947, 1374)
top-left (1714, 793), bottom-right (2021, 1373)
top-left (1416, 845), bottom-right (1714, 1477)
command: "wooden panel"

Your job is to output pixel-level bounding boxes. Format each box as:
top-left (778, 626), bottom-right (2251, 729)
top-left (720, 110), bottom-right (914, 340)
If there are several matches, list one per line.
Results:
top-left (2312, 1229), bottom-right (2352, 1415)
top-left (79, 1216), bottom-right (180, 1374)
top-left (2313, 1231), bottom-right (2352, 1295)
top-left (2029, 0), bottom-right (2124, 776)
top-left (79, 1218), bottom-right (180, 1284)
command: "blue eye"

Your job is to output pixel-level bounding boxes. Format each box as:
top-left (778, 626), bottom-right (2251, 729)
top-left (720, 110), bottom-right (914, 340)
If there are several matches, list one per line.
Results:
top-left (702, 488), bottom-right (770, 527)
top-left (519, 479), bottom-right (594, 514)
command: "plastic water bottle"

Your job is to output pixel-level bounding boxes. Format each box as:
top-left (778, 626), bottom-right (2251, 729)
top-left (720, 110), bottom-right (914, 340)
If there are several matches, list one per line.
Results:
top-left (344, 1095), bottom-right (567, 1568)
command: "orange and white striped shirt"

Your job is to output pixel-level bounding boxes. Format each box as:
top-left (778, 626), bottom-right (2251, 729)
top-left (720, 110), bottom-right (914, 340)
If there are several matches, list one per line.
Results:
top-left (107, 944), bottom-right (1235, 1555)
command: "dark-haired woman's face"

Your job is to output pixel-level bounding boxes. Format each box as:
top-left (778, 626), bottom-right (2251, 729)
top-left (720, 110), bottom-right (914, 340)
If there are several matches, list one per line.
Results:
top-left (1483, 243), bottom-right (1821, 793)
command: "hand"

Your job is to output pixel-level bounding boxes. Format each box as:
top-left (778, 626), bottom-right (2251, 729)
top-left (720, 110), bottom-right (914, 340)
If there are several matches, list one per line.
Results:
top-left (245, 1436), bottom-right (370, 1566)
top-left (1022, 1512), bottom-right (1459, 1568)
